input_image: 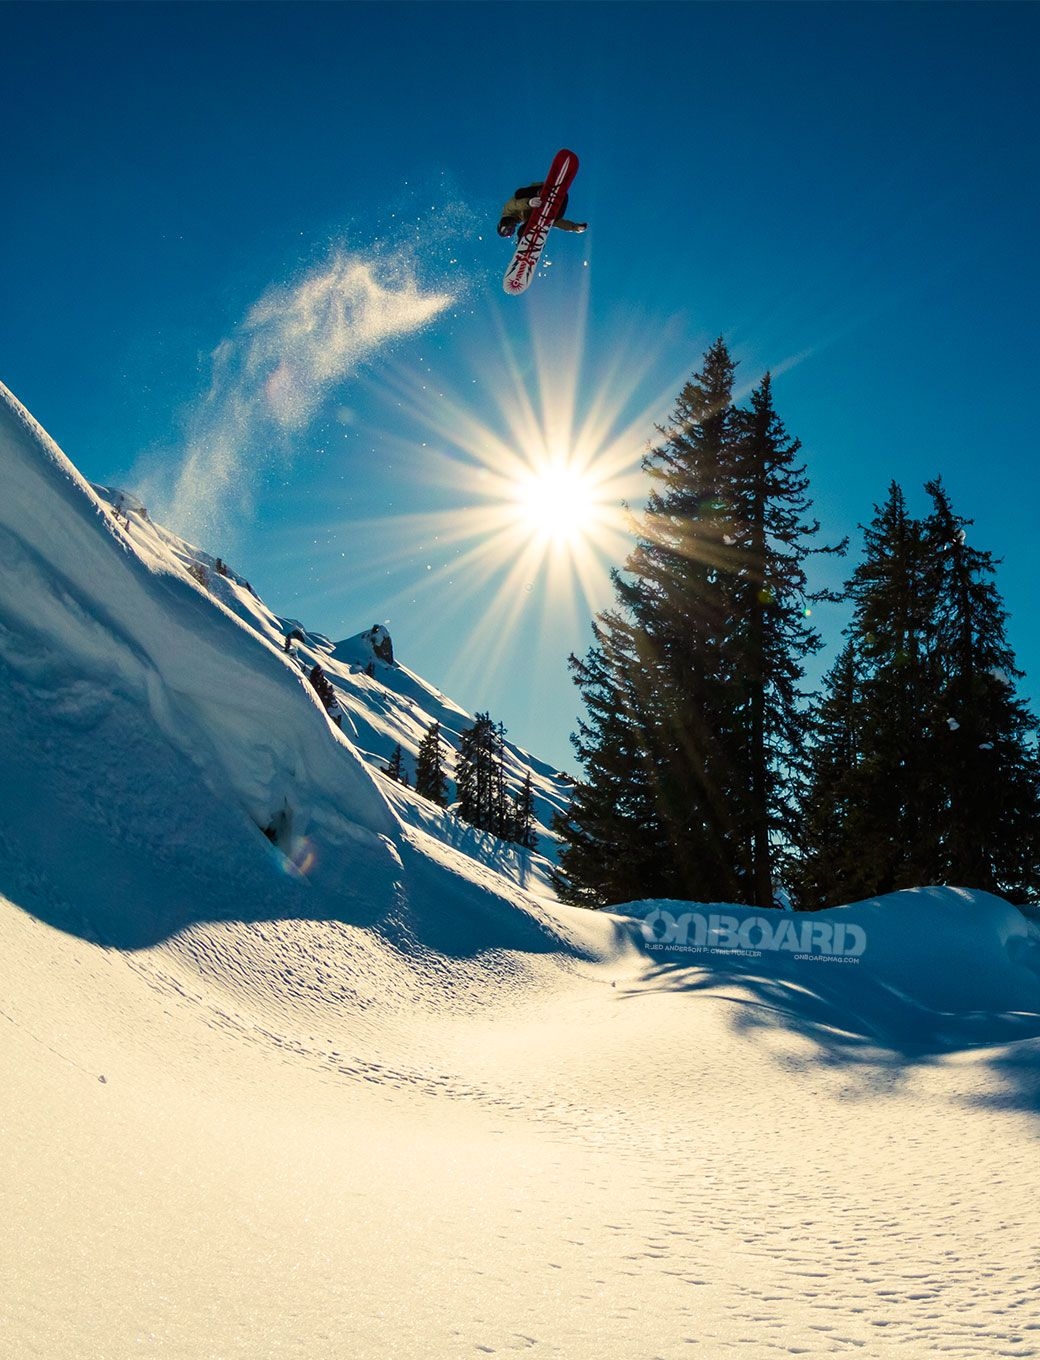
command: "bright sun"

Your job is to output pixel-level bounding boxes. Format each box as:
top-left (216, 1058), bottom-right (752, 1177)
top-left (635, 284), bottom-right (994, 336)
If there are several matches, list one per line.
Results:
top-left (514, 461), bottom-right (597, 543)
top-left (325, 291), bottom-right (684, 677)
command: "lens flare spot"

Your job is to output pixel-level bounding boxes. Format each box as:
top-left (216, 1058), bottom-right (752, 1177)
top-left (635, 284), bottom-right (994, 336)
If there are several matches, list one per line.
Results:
top-left (274, 836), bottom-right (319, 878)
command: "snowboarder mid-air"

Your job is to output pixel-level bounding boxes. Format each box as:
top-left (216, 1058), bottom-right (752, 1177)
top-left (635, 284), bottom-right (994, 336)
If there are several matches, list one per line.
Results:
top-left (497, 182), bottom-right (588, 238)
top-left (500, 149), bottom-right (583, 296)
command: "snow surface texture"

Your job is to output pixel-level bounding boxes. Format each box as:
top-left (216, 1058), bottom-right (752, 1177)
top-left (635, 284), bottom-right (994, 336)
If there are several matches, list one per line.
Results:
top-left (2, 379), bottom-right (1040, 1359)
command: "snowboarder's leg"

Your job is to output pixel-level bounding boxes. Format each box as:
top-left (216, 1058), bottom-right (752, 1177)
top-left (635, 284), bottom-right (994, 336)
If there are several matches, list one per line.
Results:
top-left (547, 193), bottom-right (587, 232)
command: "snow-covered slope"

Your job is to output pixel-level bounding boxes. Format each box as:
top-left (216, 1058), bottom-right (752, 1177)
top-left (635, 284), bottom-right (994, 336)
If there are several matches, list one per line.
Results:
top-left (0, 380), bottom-right (596, 949)
top-left (95, 480), bottom-right (576, 894)
top-left (4, 379), bottom-right (1040, 1360)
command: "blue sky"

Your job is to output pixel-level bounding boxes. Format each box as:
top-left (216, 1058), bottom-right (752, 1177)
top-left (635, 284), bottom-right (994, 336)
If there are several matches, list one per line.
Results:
top-left (3, 1), bottom-right (1039, 772)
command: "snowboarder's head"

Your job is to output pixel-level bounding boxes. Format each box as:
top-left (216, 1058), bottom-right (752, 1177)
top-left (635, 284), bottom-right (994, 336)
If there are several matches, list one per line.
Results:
top-left (497, 217), bottom-right (517, 238)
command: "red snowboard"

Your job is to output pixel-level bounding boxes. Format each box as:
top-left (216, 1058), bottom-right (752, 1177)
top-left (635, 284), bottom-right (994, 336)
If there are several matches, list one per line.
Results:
top-left (502, 149), bottom-right (580, 296)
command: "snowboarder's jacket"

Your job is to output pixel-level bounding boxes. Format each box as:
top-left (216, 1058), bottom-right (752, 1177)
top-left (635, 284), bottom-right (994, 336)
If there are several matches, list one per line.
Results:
top-left (500, 183), bottom-right (586, 234)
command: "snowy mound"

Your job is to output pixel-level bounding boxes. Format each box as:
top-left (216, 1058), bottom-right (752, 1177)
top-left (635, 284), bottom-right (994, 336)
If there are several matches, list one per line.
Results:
top-left (627, 887), bottom-right (1040, 1050)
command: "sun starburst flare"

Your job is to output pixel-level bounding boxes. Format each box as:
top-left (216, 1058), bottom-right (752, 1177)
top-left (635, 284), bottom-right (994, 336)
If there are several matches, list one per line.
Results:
top-left (273, 283), bottom-right (696, 703)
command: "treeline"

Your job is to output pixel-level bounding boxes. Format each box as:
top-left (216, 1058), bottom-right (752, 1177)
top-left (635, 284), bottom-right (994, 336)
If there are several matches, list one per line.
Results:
top-left (553, 338), bottom-right (1040, 910)
top-left (385, 714), bottom-right (538, 851)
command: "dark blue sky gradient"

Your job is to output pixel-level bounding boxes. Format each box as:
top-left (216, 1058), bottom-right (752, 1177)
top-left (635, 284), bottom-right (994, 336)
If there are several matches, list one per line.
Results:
top-left (3, 2), bottom-right (1039, 770)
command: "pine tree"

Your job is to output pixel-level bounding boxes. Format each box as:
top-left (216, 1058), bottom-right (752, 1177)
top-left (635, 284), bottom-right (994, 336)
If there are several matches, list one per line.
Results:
top-left (921, 480), bottom-right (1040, 900)
top-left (415, 721), bottom-right (449, 806)
top-left (385, 743), bottom-right (406, 784)
top-left (796, 484), bottom-right (934, 902)
top-left (552, 619), bottom-right (674, 906)
top-left (789, 641), bottom-right (875, 907)
top-left (581, 338), bottom-right (747, 904)
top-left (857, 481), bottom-right (937, 891)
top-left (456, 713), bottom-right (510, 837)
top-left (730, 374), bottom-right (845, 902)
top-left (308, 663), bottom-right (344, 727)
top-left (795, 480), bottom-right (1040, 905)
top-left (556, 341), bottom-right (836, 907)
top-left (512, 772), bottom-right (539, 851)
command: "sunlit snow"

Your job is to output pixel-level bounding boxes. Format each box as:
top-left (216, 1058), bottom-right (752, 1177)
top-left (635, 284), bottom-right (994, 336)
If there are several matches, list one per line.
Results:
top-left (2, 381), bottom-right (1040, 1359)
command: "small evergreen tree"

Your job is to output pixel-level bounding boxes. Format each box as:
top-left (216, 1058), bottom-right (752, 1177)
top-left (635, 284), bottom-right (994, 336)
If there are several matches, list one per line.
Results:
top-left (385, 743), bottom-right (407, 784)
top-left (415, 721), bottom-right (449, 806)
top-left (512, 772), bottom-right (539, 851)
top-left (308, 663), bottom-right (343, 727)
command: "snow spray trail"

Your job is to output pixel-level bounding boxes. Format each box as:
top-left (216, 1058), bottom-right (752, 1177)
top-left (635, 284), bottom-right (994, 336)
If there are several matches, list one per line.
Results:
top-left (155, 244), bottom-right (456, 543)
